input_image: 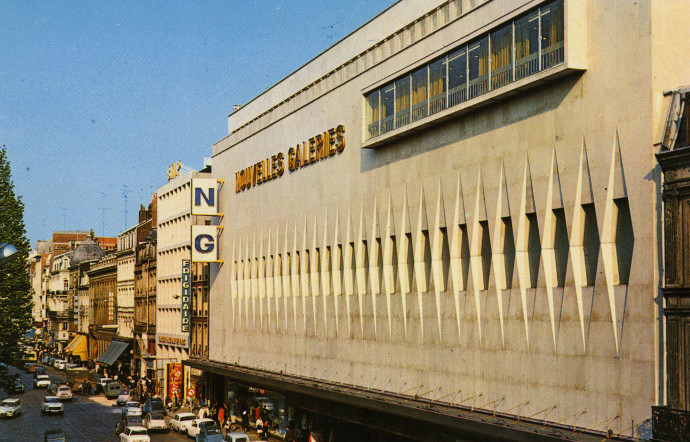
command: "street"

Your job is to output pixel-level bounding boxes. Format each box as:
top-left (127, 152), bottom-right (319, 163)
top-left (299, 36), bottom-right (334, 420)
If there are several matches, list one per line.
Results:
top-left (0, 364), bottom-right (256, 441)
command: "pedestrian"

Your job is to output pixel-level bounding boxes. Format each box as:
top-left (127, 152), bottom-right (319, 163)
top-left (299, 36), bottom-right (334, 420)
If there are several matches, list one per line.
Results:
top-left (218, 402), bottom-right (226, 428)
top-left (256, 415), bottom-right (264, 440)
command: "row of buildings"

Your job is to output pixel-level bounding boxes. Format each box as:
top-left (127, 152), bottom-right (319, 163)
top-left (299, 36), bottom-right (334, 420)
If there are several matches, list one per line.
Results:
top-left (27, 161), bottom-right (213, 400)
top-left (26, 0), bottom-right (690, 439)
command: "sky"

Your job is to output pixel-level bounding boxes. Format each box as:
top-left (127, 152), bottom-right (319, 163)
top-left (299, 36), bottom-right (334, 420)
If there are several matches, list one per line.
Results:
top-left (0, 0), bottom-right (395, 248)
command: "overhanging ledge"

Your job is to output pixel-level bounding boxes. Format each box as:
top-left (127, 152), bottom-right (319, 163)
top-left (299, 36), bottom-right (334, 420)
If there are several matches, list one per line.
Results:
top-left (185, 359), bottom-right (609, 441)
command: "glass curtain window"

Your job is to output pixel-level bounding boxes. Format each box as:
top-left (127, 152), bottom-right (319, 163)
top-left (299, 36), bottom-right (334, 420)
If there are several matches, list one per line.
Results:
top-left (447, 48), bottom-right (467, 106)
top-left (491, 24), bottom-right (513, 89)
top-left (514, 11), bottom-right (539, 79)
top-left (468, 36), bottom-right (488, 98)
top-left (382, 84), bottom-right (395, 133)
top-left (429, 58), bottom-right (447, 114)
top-left (411, 66), bottom-right (428, 121)
top-left (395, 76), bottom-right (411, 127)
top-left (540, 0), bottom-right (564, 68)
top-left (366, 90), bottom-right (380, 137)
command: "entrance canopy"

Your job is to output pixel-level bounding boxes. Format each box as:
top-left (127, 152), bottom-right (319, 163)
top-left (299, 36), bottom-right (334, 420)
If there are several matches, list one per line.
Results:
top-left (65, 334), bottom-right (88, 362)
top-left (97, 340), bottom-right (129, 366)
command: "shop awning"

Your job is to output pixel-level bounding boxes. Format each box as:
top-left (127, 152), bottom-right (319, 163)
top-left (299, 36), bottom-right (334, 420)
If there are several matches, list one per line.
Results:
top-left (97, 340), bottom-right (129, 365)
top-left (65, 334), bottom-right (88, 362)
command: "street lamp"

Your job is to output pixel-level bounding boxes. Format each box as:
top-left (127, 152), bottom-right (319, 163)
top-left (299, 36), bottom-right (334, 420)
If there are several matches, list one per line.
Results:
top-left (0, 242), bottom-right (17, 265)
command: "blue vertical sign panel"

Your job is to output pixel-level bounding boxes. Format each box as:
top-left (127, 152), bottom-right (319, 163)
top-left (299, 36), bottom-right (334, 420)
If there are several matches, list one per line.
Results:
top-left (181, 259), bottom-right (191, 333)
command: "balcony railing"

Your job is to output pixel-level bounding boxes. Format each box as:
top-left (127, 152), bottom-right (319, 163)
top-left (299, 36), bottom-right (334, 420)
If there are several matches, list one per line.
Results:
top-left (542, 41), bottom-right (564, 70)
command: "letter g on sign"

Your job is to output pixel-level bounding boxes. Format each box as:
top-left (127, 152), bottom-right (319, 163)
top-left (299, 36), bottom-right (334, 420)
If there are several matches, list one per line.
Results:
top-left (195, 234), bottom-right (215, 254)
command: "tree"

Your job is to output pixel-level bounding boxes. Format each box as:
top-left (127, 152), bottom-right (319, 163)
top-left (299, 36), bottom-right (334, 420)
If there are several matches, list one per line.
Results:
top-left (0, 146), bottom-right (32, 391)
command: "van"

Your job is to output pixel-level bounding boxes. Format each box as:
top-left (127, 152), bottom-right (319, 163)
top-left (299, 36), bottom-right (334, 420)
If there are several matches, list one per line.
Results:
top-left (105, 382), bottom-right (123, 399)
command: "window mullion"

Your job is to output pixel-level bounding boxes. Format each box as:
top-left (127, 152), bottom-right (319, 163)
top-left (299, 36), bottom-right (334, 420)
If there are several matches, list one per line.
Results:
top-left (538, 7), bottom-right (542, 71)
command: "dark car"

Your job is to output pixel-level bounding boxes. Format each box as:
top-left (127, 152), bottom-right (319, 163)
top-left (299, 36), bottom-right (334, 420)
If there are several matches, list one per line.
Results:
top-left (8, 376), bottom-right (24, 394)
top-left (33, 366), bottom-right (47, 379)
top-left (143, 397), bottom-right (165, 415)
top-left (44, 428), bottom-right (66, 442)
top-left (115, 414), bottom-right (143, 434)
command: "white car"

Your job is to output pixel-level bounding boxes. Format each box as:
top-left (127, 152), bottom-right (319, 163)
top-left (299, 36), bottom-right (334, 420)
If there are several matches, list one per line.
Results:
top-left (41, 396), bottom-right (64, 414)
top-left (0, 398), bottom-right (21, 418)
top-left (117, 389), bottom-right (131, 406)
top-left (97, 377), bottom-right (113, 388)
top-left (169, 411), bottom-right (196, 434)
top-left (119, 426), bottom-right (150, 442)
top-left (187, 418), bottom-right (216, 438)
top-left (53, 359), bottom-right (67, 370)
top-left (34, 374), bottom-right (51, 388)
top-left (143, 411), bottom-right (168, 431)
top-left (225, 432), bottom-right (250, 442)
top-left (56, 385), bottom-right (73, 401)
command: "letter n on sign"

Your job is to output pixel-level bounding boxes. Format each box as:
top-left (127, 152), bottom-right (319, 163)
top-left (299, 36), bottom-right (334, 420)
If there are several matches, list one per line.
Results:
top-left (192, 225), bottom-right (218, 262)
top-left (191, 178), bottom-right (219, 215)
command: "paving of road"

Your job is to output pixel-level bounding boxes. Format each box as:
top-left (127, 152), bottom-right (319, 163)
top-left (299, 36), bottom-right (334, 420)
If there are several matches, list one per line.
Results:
top-left (0, 363), bottom-right (259, 441)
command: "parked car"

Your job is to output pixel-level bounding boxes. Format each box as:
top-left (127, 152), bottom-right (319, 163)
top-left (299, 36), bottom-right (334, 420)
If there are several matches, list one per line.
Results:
top-left (0, 398), bottom-right (21, 418)
top-left (169, 411), bottom-right (196, 434)
top-left (44, 428), bottom-right (66, 442)
top-left (119, 426), bottom-right (150, 442)
top-left (23, 362), bottom-right (37, 373)
top-left (143, 411), bottom-right (168, 432)
top-left (224, 431), bottom-right (250, 442)
top-left (55, 385), bottom-right (73, 401)
top-left (142, 397), bottom-right (165, 415)
top-left (117, 389), bottom-right (131, 406)
top-left (187, 418), bottom-right (216, 438)
top-left (65, 363), bottom-right (80, 370)
top-left (34, 374), bottom-right (51, 389)
top-left (105, 382), bottom-right (124, 399)
top-left (54, 360), bottom-right (67, 370)
top-left (8, 376), bottom-right (24, 394)
top-left (195, 421), bottom-right (224, 442)
top-left (41, 396), bottom-right (64, 415)
top-left (116, 414), bottom-right (144, 434)
top-left (34, 365), bottom-right (47, 378)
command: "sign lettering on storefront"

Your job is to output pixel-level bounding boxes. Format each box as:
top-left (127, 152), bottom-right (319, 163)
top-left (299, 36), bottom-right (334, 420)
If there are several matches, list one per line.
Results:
top-left (159, 335), bottom-right (188, 346)
top-left (234, 124), bottom-right (345, 193)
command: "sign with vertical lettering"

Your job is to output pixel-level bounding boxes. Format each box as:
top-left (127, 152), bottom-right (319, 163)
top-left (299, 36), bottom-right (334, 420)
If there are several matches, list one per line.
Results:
top-left (181, 259), bottom-right (191, 333)
top-left (191, 225), bottom-right (218, 262)
top-left (191, 178), bottom-right (218, 215)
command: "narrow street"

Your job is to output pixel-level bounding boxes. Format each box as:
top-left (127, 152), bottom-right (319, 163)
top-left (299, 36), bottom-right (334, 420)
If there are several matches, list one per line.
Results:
top-left (0, 364), bottom-right (261, 441)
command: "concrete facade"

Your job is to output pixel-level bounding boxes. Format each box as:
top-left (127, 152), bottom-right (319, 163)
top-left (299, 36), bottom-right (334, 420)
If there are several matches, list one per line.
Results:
top-left (208, 0), bottom-right (690, 436)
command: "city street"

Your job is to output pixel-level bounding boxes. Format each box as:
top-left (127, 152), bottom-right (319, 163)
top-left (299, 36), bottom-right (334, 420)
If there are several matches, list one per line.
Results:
top-left (0, 364), bottom-right (239, 441)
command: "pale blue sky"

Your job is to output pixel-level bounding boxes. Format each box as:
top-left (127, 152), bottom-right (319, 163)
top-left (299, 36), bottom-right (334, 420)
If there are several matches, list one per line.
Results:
top-left (0, 0), bottom-right (395, 247)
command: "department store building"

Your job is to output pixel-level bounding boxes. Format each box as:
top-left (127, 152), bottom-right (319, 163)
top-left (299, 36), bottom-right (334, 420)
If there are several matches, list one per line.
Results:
top-left (188, 0), bottom-right (690, 439)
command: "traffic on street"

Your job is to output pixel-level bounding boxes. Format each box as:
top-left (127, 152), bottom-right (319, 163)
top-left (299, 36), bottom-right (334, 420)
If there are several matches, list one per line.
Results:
top-left (0, 362), bottom-right (259, 441)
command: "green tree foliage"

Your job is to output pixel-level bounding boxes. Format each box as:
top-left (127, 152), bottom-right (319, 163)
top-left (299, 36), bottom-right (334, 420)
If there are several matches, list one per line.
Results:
top-left (0, 147), bottom-right (32, 391)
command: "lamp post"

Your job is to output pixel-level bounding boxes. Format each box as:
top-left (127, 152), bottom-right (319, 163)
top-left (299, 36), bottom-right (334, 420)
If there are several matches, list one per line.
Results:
top-left (0, 242), bottom-right (17, 265)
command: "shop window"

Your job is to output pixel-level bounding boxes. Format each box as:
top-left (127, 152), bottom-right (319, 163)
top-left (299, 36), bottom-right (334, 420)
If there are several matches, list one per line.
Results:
top-left (448, 48), bottom-right (468, 106)
top-left (468, 37), bottom-right (489, 99)
top-left (411, 67), bottom-right (428, 122)
top-left (395, 76), bottom-right (411, 127)
top-left (540, 0), bottom-right (564, 69)
top-left (366, 90), bottom-right (381, 138)
top-left (491, 24), bottom-right (513, 89)
top-left (363, 0), bottom-right (564, 141)
top-left (381, 84), bottom-right (395, 134)
top-left (429, 57), bottom-right (447, 115)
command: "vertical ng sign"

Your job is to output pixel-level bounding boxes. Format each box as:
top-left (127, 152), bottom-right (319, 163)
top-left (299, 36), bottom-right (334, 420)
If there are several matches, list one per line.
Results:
top-left (181, 259), bottom-right (191, 333)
